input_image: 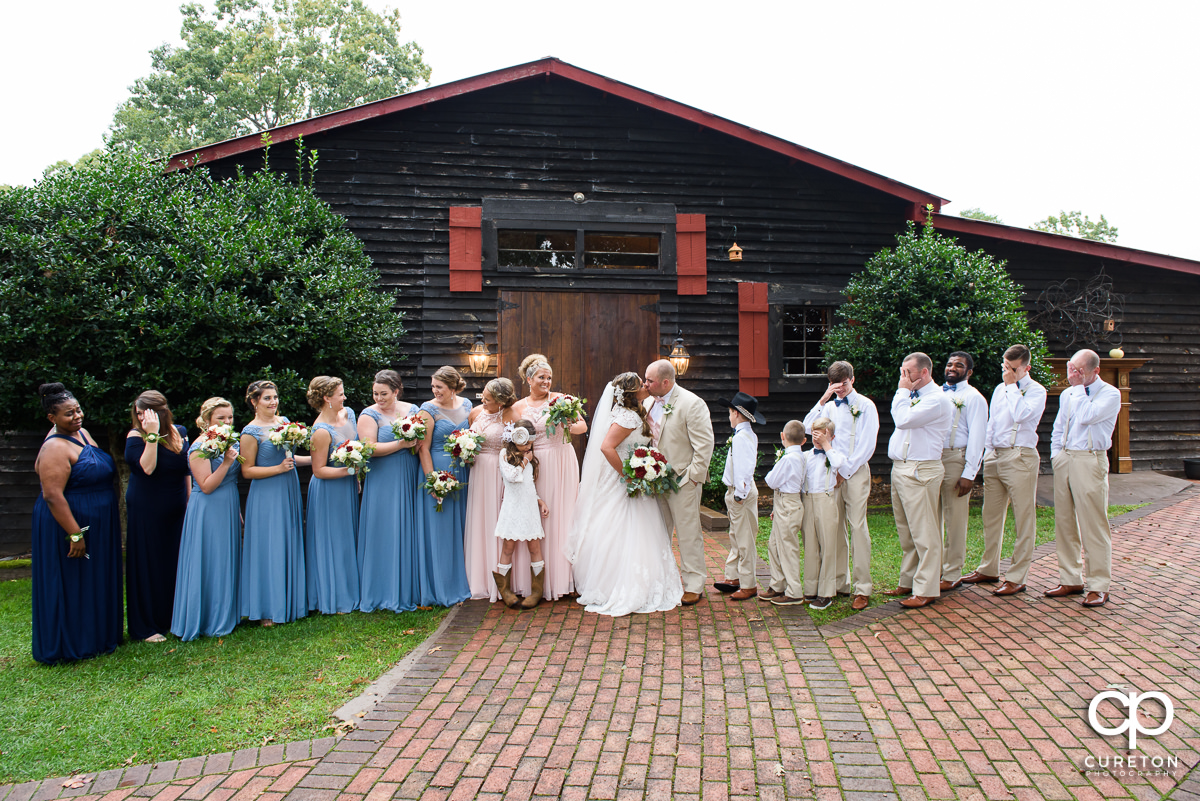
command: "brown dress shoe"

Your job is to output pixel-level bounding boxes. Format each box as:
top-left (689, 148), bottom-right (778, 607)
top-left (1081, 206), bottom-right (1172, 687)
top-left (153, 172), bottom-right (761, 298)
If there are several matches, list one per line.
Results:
top-left (1081, 591), bottom-right (1109, 607)
top-left (899, 595), bottom-right (936, 608)
top-left (939, 579), bottom-right (963, 592)
top-left (714, 579), bottom-right (740, 593)
top-left (851, 594), bottom-right (869, 611)
top-left (758, 588), bottom-right (783, 600)
top-left (730, 587), bottom-right (758, 601)
top-left (992, 581), bottom-right (1026, 596)
top-left (681, 591), bottom-right (703, 606)
top-left (1044, 584), bottom-right (1085, 597)
top-left (882, 586), bottom-right (912, 597)
top-left (961, 571), bottom-right (1000, 584)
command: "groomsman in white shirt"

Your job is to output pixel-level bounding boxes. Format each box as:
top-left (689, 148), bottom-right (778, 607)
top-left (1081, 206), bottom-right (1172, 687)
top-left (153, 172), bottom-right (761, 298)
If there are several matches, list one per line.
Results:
top-left (884, 352), bottom-right (953, 609)
top-left (1047, 349), bottom-right (1122, 607)
top-left (938, 352), bottom-right (988, 590)
top-left (803, 361), bottom-right (880, 611)
top-left (962, 344), bottom-right (1047, 596)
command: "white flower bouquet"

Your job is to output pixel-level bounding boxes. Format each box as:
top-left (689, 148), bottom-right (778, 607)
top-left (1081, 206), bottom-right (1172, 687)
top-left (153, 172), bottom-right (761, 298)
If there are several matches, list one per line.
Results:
top-left (192, 423), bottom-right (245, 464)
top-left (622, 445), bottom-right (682, 498)
top-left (544, 394), bottom-right (587, 443)
top-left (331, 438), bottom-right (377, 479)
top-left (443, 428), bottom-right (486, 467)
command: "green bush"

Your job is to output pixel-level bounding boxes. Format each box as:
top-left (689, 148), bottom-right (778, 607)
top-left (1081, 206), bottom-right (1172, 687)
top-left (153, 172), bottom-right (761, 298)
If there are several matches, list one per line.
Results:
top-left (0, 148), bottom-right (401, 453)
top-left (822, 221), bottom-right (1051, 398)
top-left (701, 441), bottom-right (730, 509)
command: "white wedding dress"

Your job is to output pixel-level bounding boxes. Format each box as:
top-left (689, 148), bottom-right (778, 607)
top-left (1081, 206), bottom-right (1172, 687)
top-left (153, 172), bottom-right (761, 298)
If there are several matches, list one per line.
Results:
top-left (566, 385), bottom-right (683, 616)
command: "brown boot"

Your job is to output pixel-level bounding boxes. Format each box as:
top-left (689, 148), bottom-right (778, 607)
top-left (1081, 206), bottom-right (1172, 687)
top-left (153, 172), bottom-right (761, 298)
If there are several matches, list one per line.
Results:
top-left (493, 570), bottom-right (520, 608)
top-left (520, 568), bottom-right (545, 610)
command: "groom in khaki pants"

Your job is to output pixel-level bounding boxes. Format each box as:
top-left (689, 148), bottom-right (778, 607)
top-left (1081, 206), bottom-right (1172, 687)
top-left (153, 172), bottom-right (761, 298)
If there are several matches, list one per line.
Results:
top-left (644, 360), bottom-right (715, 605)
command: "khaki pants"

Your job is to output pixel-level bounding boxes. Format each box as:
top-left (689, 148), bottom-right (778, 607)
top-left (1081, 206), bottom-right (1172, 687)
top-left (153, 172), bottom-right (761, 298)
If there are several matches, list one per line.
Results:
top-left (1052, 450), bottom-right (1112, 592)
top-left (724, 486), bottom-right (759, 588)
top-left (659, 479), bottom-right (707, 594)
top-left (978, 446), bottom-right (1039, 584)
top-left (939, 448), bottom-right (971, 583)
top-left (767, 492), bottom-right (804, 597)
top-left (803, 490), bottom-right (840, 598)
top-left (835, 465), bottom-right (873, 596)
top-left (891, 459), bottom-right (944, 598)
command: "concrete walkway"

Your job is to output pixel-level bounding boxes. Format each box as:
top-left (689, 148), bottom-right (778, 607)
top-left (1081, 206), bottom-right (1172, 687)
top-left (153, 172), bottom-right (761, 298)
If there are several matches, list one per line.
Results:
top-left (5, 488), bottom-right (1199, 801)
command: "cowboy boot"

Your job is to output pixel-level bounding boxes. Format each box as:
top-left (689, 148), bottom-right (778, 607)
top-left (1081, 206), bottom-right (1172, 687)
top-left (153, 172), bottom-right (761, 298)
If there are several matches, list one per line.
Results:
top-left (493, 570), bottom-right (520, 608)
top-left (520, 568), bottom-right (545, 610)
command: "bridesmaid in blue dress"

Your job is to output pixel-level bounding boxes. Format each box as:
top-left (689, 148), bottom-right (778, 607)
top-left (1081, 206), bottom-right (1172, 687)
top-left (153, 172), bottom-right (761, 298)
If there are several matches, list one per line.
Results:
top-left (171, 398), bottom-right (242, 641)
top-left (125, 391), bottom-right (190, 643)
top-left (31, 383), bottom-right (122, 664)
top-left (357, 369), bottom-right (424, 613)
top-left (305, 376), bottom-right (360, 614)
top-left (239, 380), bottom-right (308, 626)
top-left (415, 365), bottom-right (472, 607)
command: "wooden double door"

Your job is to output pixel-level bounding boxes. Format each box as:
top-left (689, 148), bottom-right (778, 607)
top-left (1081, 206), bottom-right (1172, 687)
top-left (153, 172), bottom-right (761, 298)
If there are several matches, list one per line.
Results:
top-left (498, 291), bottom-right (660, 461)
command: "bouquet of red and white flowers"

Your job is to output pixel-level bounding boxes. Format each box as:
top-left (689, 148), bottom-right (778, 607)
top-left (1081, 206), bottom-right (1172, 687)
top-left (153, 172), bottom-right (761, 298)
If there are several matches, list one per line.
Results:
top-left (331, 439), bottom-right (377, 479)
top-left (423, 470), bottom-right (463, 512)
top-left (391, 413), bottom-right (426, 445)
top-left (192, 423), bottom-right (245, 464)
top-left (543, 394), bottom-right (587, 443)
top-left (268, 421), bottom-right (311, 454)
top-left (443, 428), bottom-right (486, 467)
top-left (621, 445), bottom-right (682, 498)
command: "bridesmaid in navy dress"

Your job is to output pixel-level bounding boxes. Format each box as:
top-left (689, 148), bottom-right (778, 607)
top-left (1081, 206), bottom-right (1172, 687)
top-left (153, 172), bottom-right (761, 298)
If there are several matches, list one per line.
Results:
top-left (239, 380), bottom-right (309, 626)
top-left (357, 370), bottom-right (423, 613)
top-left (171, 397), bottom-right (242, 641)
top-left (415, 365), bottom-right (472, 607)
top-left (31, 383), bottom-right (122, 664)
top-left (305, 376), bottom-right (360, 614)
top-left (125, 390), bottom-right (190, 643)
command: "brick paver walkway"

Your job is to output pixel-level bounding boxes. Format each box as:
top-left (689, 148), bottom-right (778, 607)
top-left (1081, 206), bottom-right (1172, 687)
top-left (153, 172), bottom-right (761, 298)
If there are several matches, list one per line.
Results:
top-left (7, 491), bottom-right (1199, 801)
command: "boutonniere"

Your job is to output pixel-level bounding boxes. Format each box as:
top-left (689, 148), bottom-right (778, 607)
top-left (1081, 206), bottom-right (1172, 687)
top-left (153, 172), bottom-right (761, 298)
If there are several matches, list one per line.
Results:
top-left (909, 398), bottom-right (921, 407)
top-left (849, 405), bottom-right (862, 418)
top-left (952, 398), bottom-right (964, 410)
top-left (774, 445), bottom-right (785, 463)
top-left (662, 403), bottom-right (675, 416)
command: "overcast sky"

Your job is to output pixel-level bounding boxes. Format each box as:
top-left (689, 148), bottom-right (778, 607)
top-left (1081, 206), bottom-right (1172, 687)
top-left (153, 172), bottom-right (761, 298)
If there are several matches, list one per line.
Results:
top-left (3, 1), bottom-right (1197, 260)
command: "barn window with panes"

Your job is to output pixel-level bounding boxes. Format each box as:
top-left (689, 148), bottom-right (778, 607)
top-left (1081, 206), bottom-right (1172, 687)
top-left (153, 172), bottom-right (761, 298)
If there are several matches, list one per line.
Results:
top-left (781, 306), bottom-right (834, 376)
top-left (497, 228), bottom-right (660, 271)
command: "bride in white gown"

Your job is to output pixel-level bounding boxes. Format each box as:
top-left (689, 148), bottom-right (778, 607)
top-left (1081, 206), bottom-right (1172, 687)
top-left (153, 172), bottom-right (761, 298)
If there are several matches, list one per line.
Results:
top-left (566, 372), bottom-right (683, 616)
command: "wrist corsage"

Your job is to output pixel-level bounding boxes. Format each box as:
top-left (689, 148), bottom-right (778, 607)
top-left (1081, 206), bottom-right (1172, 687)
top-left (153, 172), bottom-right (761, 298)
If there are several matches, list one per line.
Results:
top-left (67, 525), bottom-right (89, 543)
top-left (142, 432), bottom-right (163, 444)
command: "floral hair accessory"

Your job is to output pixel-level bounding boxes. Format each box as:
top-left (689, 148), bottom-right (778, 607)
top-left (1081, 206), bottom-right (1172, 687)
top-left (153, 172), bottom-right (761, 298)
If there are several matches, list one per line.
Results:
top-left (502, 422), bottom-right (530, 445)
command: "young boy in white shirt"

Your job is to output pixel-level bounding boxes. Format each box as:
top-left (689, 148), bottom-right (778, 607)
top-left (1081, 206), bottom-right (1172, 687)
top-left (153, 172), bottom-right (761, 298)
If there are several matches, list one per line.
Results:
top-left (763, 420), bottom-right (807, 605)
top-left (803, 417), bottom-right (844, 610)
top-left (716, 392), bottom-right (763, 601)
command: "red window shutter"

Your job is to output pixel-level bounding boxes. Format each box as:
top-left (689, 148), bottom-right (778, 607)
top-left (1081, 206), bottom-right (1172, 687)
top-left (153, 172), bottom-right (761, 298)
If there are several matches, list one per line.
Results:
top-left (448, 206), bottom-right (482, 292)
top-left (676, 213), bottom-right (707, 296)
top-left (738, 282), bottom-right (769, 396)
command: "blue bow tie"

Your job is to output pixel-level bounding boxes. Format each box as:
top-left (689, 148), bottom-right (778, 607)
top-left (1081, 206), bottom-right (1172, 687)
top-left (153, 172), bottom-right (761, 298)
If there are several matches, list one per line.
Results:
top-left (833, 397), bottom-right (849, 407)
top-left (1085, 386), bottom-right (1090, 396)
top-left (909, 389), bottom-right (919, 399)
top-left (943, 383), bottom-right (957, 392)
top-left (812, 448), bottom-right (826, 455)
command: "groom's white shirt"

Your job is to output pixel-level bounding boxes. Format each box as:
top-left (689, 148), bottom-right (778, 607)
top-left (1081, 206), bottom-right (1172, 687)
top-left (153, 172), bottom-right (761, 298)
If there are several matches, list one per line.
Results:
top-left (649, 385), bottom-right (676, 427)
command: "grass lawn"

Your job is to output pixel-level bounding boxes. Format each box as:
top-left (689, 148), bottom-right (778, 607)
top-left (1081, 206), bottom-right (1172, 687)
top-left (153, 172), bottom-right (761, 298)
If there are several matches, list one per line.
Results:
top-left (0, 580), bottom-right (448, 784)
top-left (754, 502), bottom-right (1145, 626)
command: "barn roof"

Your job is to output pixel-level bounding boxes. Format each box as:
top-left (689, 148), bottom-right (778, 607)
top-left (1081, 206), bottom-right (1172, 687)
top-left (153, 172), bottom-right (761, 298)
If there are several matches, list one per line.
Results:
top-left (167, 56), bottom-right (1200, 277)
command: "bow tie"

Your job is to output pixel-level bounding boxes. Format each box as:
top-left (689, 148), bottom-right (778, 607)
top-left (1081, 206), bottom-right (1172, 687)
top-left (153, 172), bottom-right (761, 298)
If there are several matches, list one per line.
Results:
top-left (653, 396), bottom-right (666, 406)
top-left (1084, 386), bottom-right (1090, 396)
top-left (909, 389), bottom-right (919, 399)
top-left (812, 448), bottom-right (826, 455)
top-left (943, 383), bottom-right (957, 392)
top-left (833, 397), bottom-right (849, 407)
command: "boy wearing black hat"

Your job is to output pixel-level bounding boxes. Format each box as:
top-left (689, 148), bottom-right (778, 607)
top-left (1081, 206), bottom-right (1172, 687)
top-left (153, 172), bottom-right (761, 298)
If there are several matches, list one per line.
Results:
top-left (716, 392), bottom-right (764, 600)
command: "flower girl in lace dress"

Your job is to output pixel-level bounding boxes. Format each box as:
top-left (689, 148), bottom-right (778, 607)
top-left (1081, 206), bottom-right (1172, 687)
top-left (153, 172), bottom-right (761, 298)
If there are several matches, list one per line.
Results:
top-left (493, 420), bottom-right (550, 610)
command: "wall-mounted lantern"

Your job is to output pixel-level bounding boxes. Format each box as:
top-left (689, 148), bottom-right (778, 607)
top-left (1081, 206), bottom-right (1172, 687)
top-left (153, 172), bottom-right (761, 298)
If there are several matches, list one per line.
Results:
top-left (668, 331), bottom-right (691, 376)
top-left (728, 242), bottom-right (743, 261)
top-left (467, 330), bottom-right (491, 375)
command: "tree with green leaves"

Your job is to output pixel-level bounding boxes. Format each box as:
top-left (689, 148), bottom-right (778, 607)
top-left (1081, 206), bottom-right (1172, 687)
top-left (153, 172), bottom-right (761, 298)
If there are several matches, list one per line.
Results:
top-left (822, 222), bottom-right (1051, 399)
top-left (1031, 210), bottom-right (1118, 243)
top-left (0, 147), bottom-right (402, 462)
top-left (958, 207), bottom-right (1003, 224)
top-left (108, 0), bottom-right (431, 158)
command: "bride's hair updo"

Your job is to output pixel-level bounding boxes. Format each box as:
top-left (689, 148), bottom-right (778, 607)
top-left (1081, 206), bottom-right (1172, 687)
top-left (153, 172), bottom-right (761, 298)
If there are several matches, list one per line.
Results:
top-left (518, 353), bottom-right (552, 386)
top-left (611, 372), bottom-right (652, 439)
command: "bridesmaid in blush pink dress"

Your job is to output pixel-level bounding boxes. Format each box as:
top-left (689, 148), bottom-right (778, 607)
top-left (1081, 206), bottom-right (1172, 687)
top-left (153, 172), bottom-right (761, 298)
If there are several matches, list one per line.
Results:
top-left (512, 353), bottom-right (588, 601)
top-left (463, 378), bottom-right (526, 601)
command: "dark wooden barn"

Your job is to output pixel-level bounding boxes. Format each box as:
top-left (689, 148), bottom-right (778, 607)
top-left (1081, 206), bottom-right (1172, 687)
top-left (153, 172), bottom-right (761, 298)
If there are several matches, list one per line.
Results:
top-left (3, 57), bottom-right (1198, 554)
